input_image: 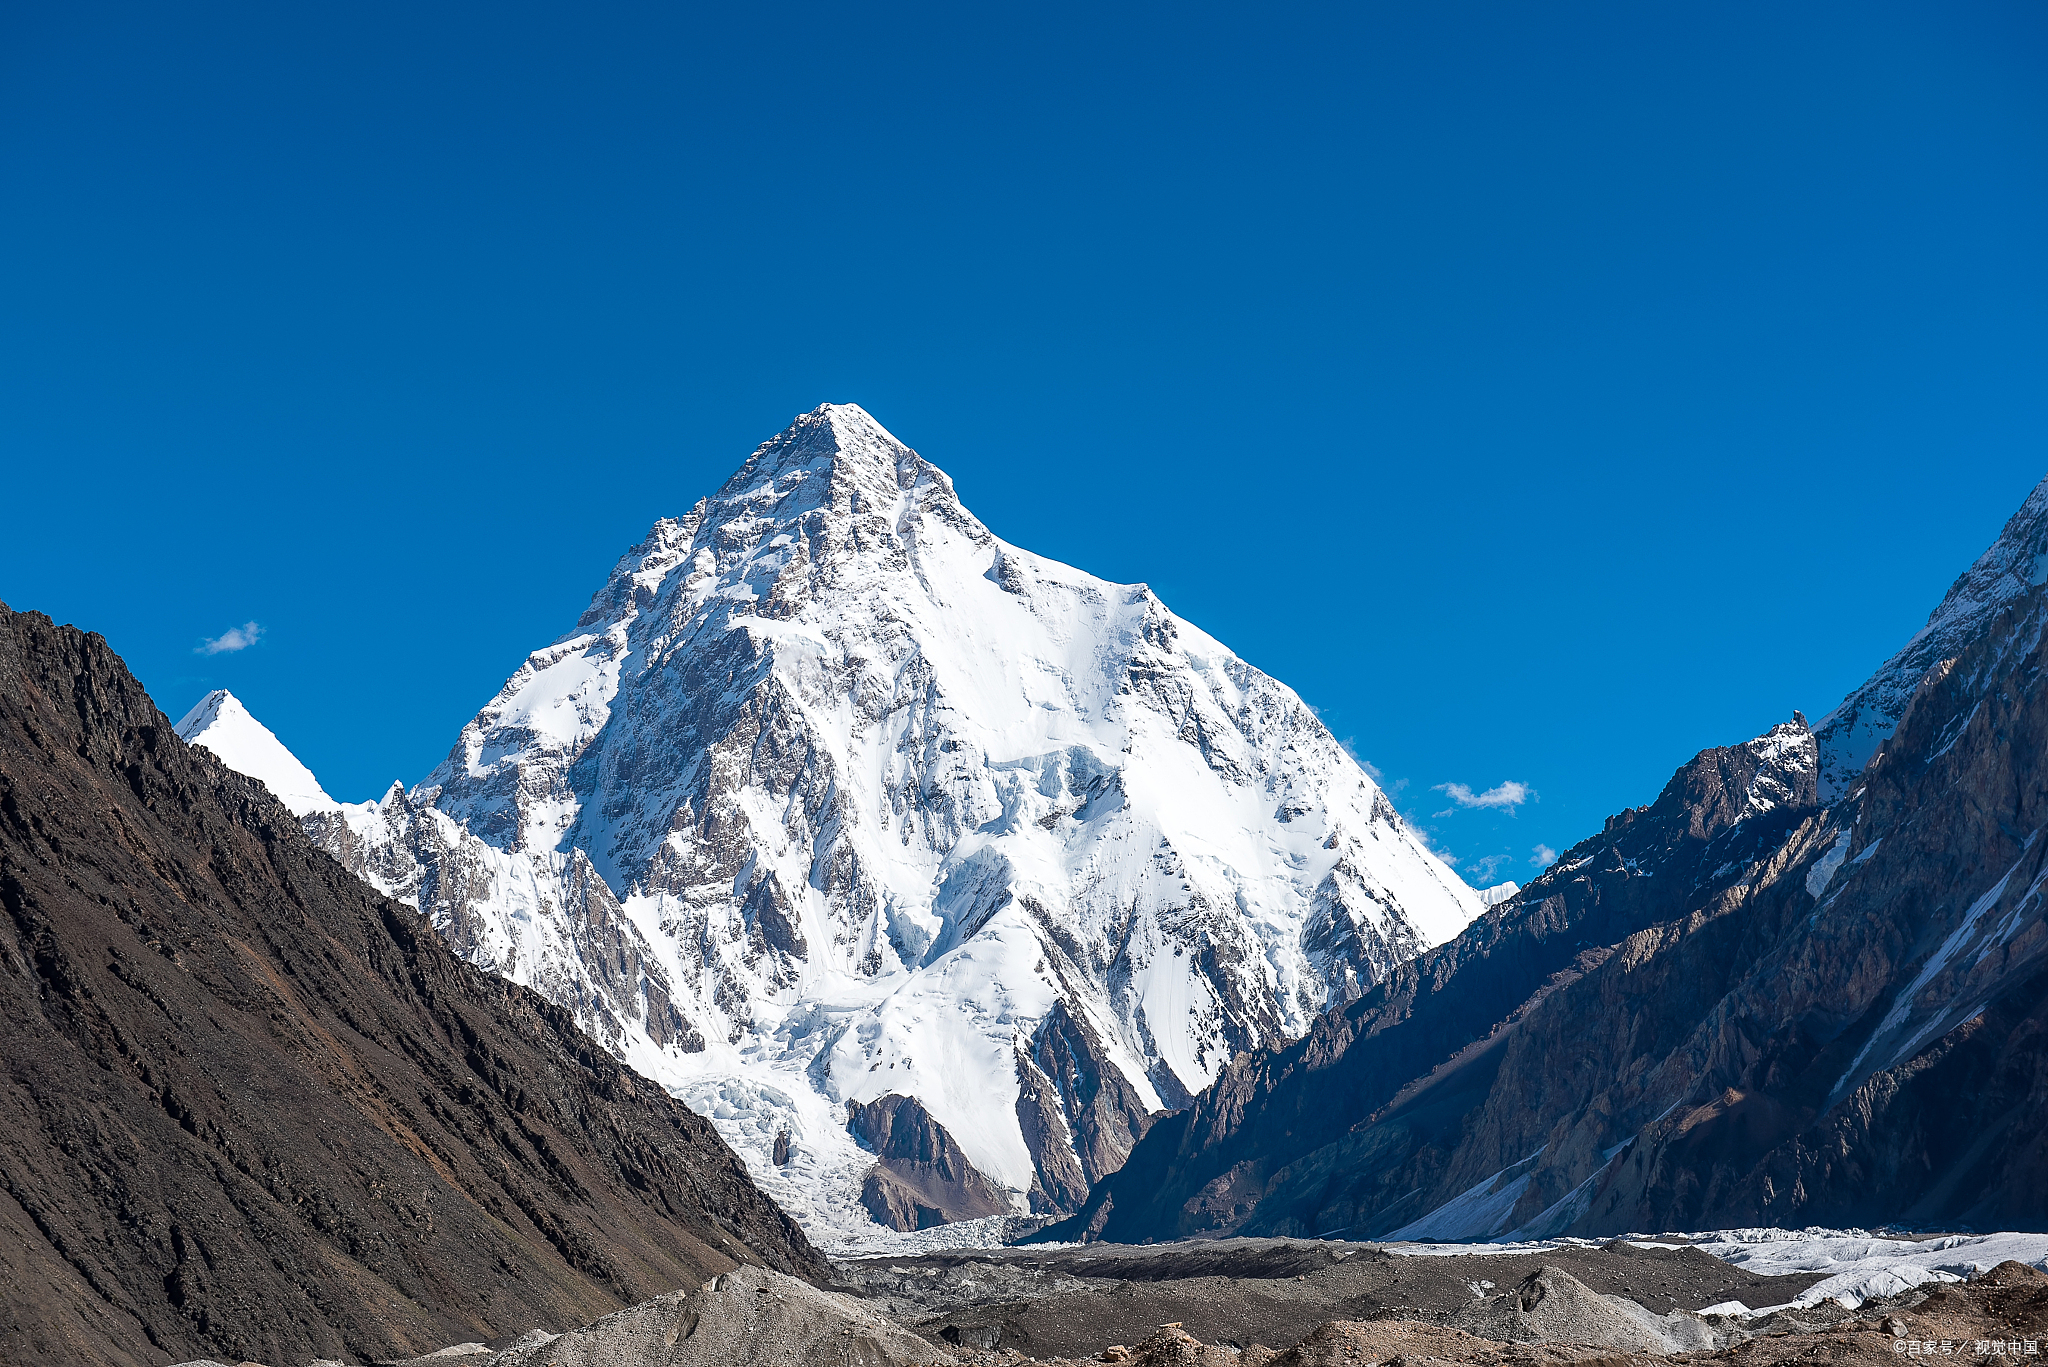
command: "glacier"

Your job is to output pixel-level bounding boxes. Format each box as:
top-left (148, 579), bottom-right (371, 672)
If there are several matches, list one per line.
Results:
top-left (179, 403), bottom-right (1484, 1247)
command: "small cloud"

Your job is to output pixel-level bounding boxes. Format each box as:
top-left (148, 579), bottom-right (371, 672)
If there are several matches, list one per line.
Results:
top-left (1530, 843), bottom-right (1559, 867)
top-left (196, 621), bottom-right (263, 655)
top-left (1466, 852), bottom-right (1512, 884)
top-left (1432, 780), bottom-right (1534, 814)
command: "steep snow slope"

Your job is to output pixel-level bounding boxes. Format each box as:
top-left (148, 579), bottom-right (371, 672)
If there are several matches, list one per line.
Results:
top-left (185, 404), bottom-right (1483, 1246)
top-left (177, 690), bottom-right (337, 815)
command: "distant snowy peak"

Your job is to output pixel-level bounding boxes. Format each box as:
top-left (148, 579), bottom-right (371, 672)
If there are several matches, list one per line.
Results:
top-left (1814, 472), bottom-right (2048, 799)
top-left (175, 690), bottom-right (337, 817)
top-left (1476, 881), bottom-right (1520, 908)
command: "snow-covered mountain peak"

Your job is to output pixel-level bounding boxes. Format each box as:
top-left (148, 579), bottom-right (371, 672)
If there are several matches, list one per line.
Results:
top-left (174, 690), bottom-right (337, 817)
top-left (718, 402), bottom-right (937, 505)
top-left (235, 404), bottom-right (1486, 1248)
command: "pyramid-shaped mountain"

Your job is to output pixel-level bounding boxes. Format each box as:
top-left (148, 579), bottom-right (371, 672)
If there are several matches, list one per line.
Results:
top-left (182, 404), bottom-right (1483, 1243)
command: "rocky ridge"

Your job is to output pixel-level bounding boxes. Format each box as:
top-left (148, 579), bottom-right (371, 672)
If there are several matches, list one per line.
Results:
top-left (182, 403), bottom-right (1485, 1244)
top-left (1049, 471), bottom-right (2048, 1244)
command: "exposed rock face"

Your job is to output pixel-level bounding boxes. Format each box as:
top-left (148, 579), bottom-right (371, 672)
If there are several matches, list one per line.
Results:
top-left (187, 403), bottom-right (1483, 1242)
top-left (0, 605), bottom-right (822, 1367)
top-left (1051, 472), bottom-right (2048, 1243)
top-left (848, 1095), bottom-right (1010, 1231)
top-left (1017, 1000), bottom-right (1162, 1210)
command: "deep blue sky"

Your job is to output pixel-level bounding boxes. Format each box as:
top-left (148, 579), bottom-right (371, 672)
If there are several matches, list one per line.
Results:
top-left (3, 3), bottom-right (2044, 886)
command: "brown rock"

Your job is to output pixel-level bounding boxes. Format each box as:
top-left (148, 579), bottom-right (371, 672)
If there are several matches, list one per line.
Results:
top-left (848, 1094), bottom-right (1009, 1230)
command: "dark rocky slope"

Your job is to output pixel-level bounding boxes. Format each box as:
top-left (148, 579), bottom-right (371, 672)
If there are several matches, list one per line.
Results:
top-left (1054, 477), bottom-right (2048, 1244)
top-left (0, 605), bottom-right (823, 1367)
top-left (847, 1093), bottom-right (1009, 1230)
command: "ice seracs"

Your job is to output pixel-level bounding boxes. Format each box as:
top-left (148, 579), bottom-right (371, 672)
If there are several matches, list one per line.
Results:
top-left (186, 403), bottom-right (1485, 1247)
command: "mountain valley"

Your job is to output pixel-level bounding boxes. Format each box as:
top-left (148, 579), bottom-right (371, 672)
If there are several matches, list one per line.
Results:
top-left (19, 406), bottom-right (2047, 1364)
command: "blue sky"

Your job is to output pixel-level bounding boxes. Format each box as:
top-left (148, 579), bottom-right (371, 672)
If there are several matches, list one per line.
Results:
top-left (3, 2), bottom-right (2044, 885)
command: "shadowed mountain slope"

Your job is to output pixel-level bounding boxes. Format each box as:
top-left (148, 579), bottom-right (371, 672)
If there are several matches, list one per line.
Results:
top-left (1052, 475), bottom-right (2048, 1245)
top-left (0, 605), bottom-right (822, 1367)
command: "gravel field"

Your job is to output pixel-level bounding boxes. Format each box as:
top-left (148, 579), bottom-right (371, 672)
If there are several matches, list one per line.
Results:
top-left (170, 1234), bottom-right (2048, 1366)
top-left (832, 1237), bottom-right (1836, 1359)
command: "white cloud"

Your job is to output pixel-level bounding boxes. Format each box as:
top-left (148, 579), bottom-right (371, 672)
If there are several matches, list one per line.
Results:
top-left (1466, 852), bottom-right (1512, 884)
top-left (196, 621), bottom-right (263, 655)
top-left (1432, 780), bottom-right (1534, 813)
top-left (1530, 843), bottom-right (1559, 867)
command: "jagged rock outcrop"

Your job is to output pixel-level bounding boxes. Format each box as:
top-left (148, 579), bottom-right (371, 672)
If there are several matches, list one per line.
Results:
top-left (848, 1095), bottom-right (1010, 1231)
top-left (183, 403), bottom-right (1484, 1242)
top-left (0, 604), bottom-right (822, 1367)
top-left (1049, 472), bottom-right (2048, 1243)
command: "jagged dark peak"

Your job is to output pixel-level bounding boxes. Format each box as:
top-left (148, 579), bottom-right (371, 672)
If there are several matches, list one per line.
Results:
top-left (1048, 475), bottom-right (2048, 1247)
top-left (1520, 711), bottom-right (1816, 896)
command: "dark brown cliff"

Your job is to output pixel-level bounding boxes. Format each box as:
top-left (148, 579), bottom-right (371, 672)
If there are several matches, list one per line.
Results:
top-left (0, 604), bottom-right (824, 1367)
top-left (846, 1093), bottom-right (1009, 1230)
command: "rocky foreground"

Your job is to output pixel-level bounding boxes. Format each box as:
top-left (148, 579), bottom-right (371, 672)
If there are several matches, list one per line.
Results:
top-left (162, 1239), bottom-right (2048, 1367)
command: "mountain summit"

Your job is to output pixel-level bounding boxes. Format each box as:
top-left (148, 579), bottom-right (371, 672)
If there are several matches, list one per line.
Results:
top-left (176, 689), bottom-right (336, 815)
top-left (190, 404), bottom-right (1484, 1243)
